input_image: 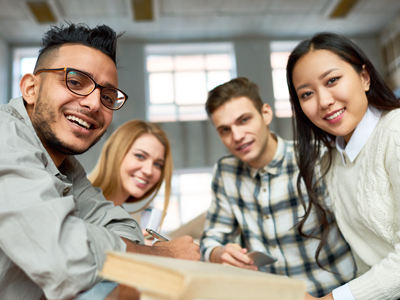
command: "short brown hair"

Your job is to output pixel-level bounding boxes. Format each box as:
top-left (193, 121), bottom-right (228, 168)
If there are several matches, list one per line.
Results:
top-left (205, 77), bottom-right (264, 117)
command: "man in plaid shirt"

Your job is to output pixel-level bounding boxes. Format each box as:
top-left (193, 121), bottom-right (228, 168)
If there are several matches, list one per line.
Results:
top-left (199, 77), bottom-right (356, 297)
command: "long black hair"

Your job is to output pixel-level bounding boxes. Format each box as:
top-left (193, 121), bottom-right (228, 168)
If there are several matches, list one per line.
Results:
top-left (286, 32), bottom-right (400, 269)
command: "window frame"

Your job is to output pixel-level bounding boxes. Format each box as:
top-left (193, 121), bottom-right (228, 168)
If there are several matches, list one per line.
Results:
top-left (12, 47), bottom-right (40, 99)
top-left (144, 42), bottom-right (237, 122)
top-left (269, 41), bottom-right (300, 118)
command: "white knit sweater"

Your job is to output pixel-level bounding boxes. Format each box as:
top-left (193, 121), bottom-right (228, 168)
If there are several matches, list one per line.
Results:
top-left (325, 108), bottom-right (400, 300)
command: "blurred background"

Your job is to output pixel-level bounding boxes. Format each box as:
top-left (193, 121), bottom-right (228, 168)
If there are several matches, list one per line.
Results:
top-left (3, 0), bottom-right (400, 234)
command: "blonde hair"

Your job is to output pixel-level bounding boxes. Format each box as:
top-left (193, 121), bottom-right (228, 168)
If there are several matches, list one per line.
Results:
top-left (89, 120), bottom-right (173, 226)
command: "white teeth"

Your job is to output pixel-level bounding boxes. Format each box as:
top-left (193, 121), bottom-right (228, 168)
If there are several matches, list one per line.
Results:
top-left (135, 177), bottom-right (147, 184)
top-left (239, 142), bottom-right (250, 150)
top-left (326, 109), bottom-right (345, 120)
top-left (66, 115), bottom-right (91, 129)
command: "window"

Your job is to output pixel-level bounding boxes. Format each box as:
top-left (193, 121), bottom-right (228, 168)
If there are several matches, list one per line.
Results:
top-left (154, 169), bottom-right (213, 233)
top-left (123, 169), bottom-right (213, 233)
top-left (145, 43), bottom-right (236, 122)
top-left (12, 47), bottom-right (39, 99)
top-left (270, 41), bottom-right (300, 118)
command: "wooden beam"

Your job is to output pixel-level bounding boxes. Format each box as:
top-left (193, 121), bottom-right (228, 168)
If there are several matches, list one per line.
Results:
top-left (132, 0), bottom-right (153, 21)
top-left (330, 0), bottom-right (359, 18)
top-left (27, 1), bottom-right (56, 23)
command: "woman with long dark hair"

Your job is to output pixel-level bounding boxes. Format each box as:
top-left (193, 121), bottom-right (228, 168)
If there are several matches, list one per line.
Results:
top-left (287, 32), bottom-right (400, 300)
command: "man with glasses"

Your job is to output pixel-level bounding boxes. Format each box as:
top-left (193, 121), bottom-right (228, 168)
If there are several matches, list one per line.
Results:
top-left (0, 23), bottom-right (200, 300)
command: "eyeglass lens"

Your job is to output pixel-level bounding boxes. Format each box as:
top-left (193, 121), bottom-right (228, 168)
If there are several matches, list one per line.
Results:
top-left (66, 70), bottom-right (125, 110)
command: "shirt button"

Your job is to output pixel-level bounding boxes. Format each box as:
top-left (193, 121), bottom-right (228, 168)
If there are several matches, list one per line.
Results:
top-left (63, 187), bottom-right (71, 196)
top-left (263, 188), bottom-right (267, 192)
top-left (264, 215), bottom-right (270, 220)
top-left (272, 245), bottom-right (277, 249)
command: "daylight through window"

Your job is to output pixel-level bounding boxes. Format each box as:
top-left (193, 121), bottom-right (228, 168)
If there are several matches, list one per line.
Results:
top-left (146, 43), bottom-right (236, 122)
top-left (12, 47), bottom-right (39, 99)
top-left (270, 41), bottom-right (300, 118)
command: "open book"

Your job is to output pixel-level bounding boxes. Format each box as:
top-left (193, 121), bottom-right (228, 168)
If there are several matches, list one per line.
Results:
top-left (98, 251), bottom-right (306, 300)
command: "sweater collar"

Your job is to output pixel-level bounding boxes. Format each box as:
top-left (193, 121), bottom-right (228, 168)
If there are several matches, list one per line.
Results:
top-left (335, 106), bottom-right (381, 166)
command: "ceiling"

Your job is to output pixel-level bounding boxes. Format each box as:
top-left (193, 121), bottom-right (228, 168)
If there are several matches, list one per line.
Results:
top-left (0, 0), bottom-right (400, 44)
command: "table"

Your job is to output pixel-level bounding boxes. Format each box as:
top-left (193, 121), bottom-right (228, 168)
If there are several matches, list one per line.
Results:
top-left (104, 284), bottom-right (141, 300)
top-left (74, 282), bottom-right (140, 300)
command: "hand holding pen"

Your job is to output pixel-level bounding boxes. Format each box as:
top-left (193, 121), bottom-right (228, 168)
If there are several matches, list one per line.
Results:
top-left (145, 228), bottom-right (201, 261)
top-left (145, 228), bottom-right (169, 242)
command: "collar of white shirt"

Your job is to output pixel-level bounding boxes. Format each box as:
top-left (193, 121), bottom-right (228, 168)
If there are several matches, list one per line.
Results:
top-left (335, 106), bottom-right (382, 166)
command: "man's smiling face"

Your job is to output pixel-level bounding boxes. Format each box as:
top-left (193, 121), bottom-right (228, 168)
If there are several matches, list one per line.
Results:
top-left (211, 96), bottom-right (273, 168)
top-left (24, 44), bottom-right (118, 165)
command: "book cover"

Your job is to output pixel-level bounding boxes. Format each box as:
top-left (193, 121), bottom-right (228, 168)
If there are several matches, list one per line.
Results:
top-left (98, 251), bottom-right (306, 300)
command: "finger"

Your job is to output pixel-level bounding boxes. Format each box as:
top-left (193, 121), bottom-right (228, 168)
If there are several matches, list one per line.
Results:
top-left (220, 253), bottom-right (249, 268)
top-left (224, 246), bottom-right (252, 264)
top-left (240, 264), bottom-right (258, 271)
top-left (225, 243), bottom-right (243, 250)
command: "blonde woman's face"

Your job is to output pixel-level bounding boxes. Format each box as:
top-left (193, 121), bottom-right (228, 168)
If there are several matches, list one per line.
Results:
top-left (119, 133), bottom-right (165, 199)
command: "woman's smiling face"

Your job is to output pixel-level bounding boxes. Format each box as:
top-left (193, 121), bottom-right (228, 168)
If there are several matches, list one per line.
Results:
top-left (119, 133), bottom-right (165, 200)
top-left (292, 49), bottom-right (371, 143)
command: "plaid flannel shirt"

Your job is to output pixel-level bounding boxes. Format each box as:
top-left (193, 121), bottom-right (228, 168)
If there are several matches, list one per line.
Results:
top-left (200, 134), bottom-right (356, 297)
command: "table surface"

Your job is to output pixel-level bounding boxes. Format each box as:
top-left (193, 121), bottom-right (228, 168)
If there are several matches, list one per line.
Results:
top-left (73, 282), bottom-right (141, 300)
top-left (104, 285), bottom-right (141, 300)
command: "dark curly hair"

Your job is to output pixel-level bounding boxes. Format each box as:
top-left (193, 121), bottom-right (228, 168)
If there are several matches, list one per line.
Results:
top-left (34, 22), bottom-right (123, 71)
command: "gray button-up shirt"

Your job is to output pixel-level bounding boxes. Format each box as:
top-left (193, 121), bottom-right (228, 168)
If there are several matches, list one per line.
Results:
top-left (0, 97), bottom-right (144, 300)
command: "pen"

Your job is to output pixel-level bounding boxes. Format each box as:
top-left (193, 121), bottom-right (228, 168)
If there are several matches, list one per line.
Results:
top-left (145, 228), bottom-right (169, 242)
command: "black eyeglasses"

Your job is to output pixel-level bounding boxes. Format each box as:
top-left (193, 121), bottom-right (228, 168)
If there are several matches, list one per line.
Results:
top-left (34, 67), bottom-right (128, 110)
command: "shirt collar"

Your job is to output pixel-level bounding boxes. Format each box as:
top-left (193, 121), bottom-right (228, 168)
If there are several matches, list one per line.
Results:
top-left (9, 97), bottom-right (61, 176)
top-left (249, 133), bottom-right (285, 178)
top-left (335, 106), bottom-right (381, 166)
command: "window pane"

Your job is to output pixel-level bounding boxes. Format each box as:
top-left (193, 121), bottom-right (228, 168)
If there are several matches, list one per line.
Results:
top-left (275, 100), bottom-right (292, 118)
top-left (178, 105), bottom-right (207, 121)
top-left (179, 173), bottom-right (212, 193)
top-left (270, 52), bottom-right (290, 69)
top-left (21, 57), bottom-right (37, 75)
top-left (175, 55), bottom-right (204, 71)
top-left (149, 73), bottom-right (174, 104)
top-left (156, 195), bottom-right (181, 232)
top-left (272, 69), bottom-right (289, 100)
top-left (148, 104), bottom-right (177, 122)
top-left (205, 54), bottom-right (232, 70)
top-left (180, 194), bottom-right (212, 225)
top-left (179, 173), bottom-right (212, 225)
top-left (147, 55), bottom-right (173, 72)
top-left (207, 71), bottom-right (231, 91)
top-left (175, 71), bottom-right (207, 105)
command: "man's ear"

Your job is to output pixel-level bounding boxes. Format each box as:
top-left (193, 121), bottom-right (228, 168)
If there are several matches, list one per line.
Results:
top-left (20, 73), bottom-right (40, 105)
top-left (361, 65), bottom-right (371, 92)
top-left (261, 103), bottom-right (273, 126)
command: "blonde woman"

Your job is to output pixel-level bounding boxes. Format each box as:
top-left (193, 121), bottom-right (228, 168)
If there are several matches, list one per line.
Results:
top-left (89, 120), bottom-right (172, 235)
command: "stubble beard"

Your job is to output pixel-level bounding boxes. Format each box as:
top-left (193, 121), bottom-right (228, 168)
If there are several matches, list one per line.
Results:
top-left (241, 131), bottom-right (269, 167)
top-left (31, 92), bottom-right (105, 156)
